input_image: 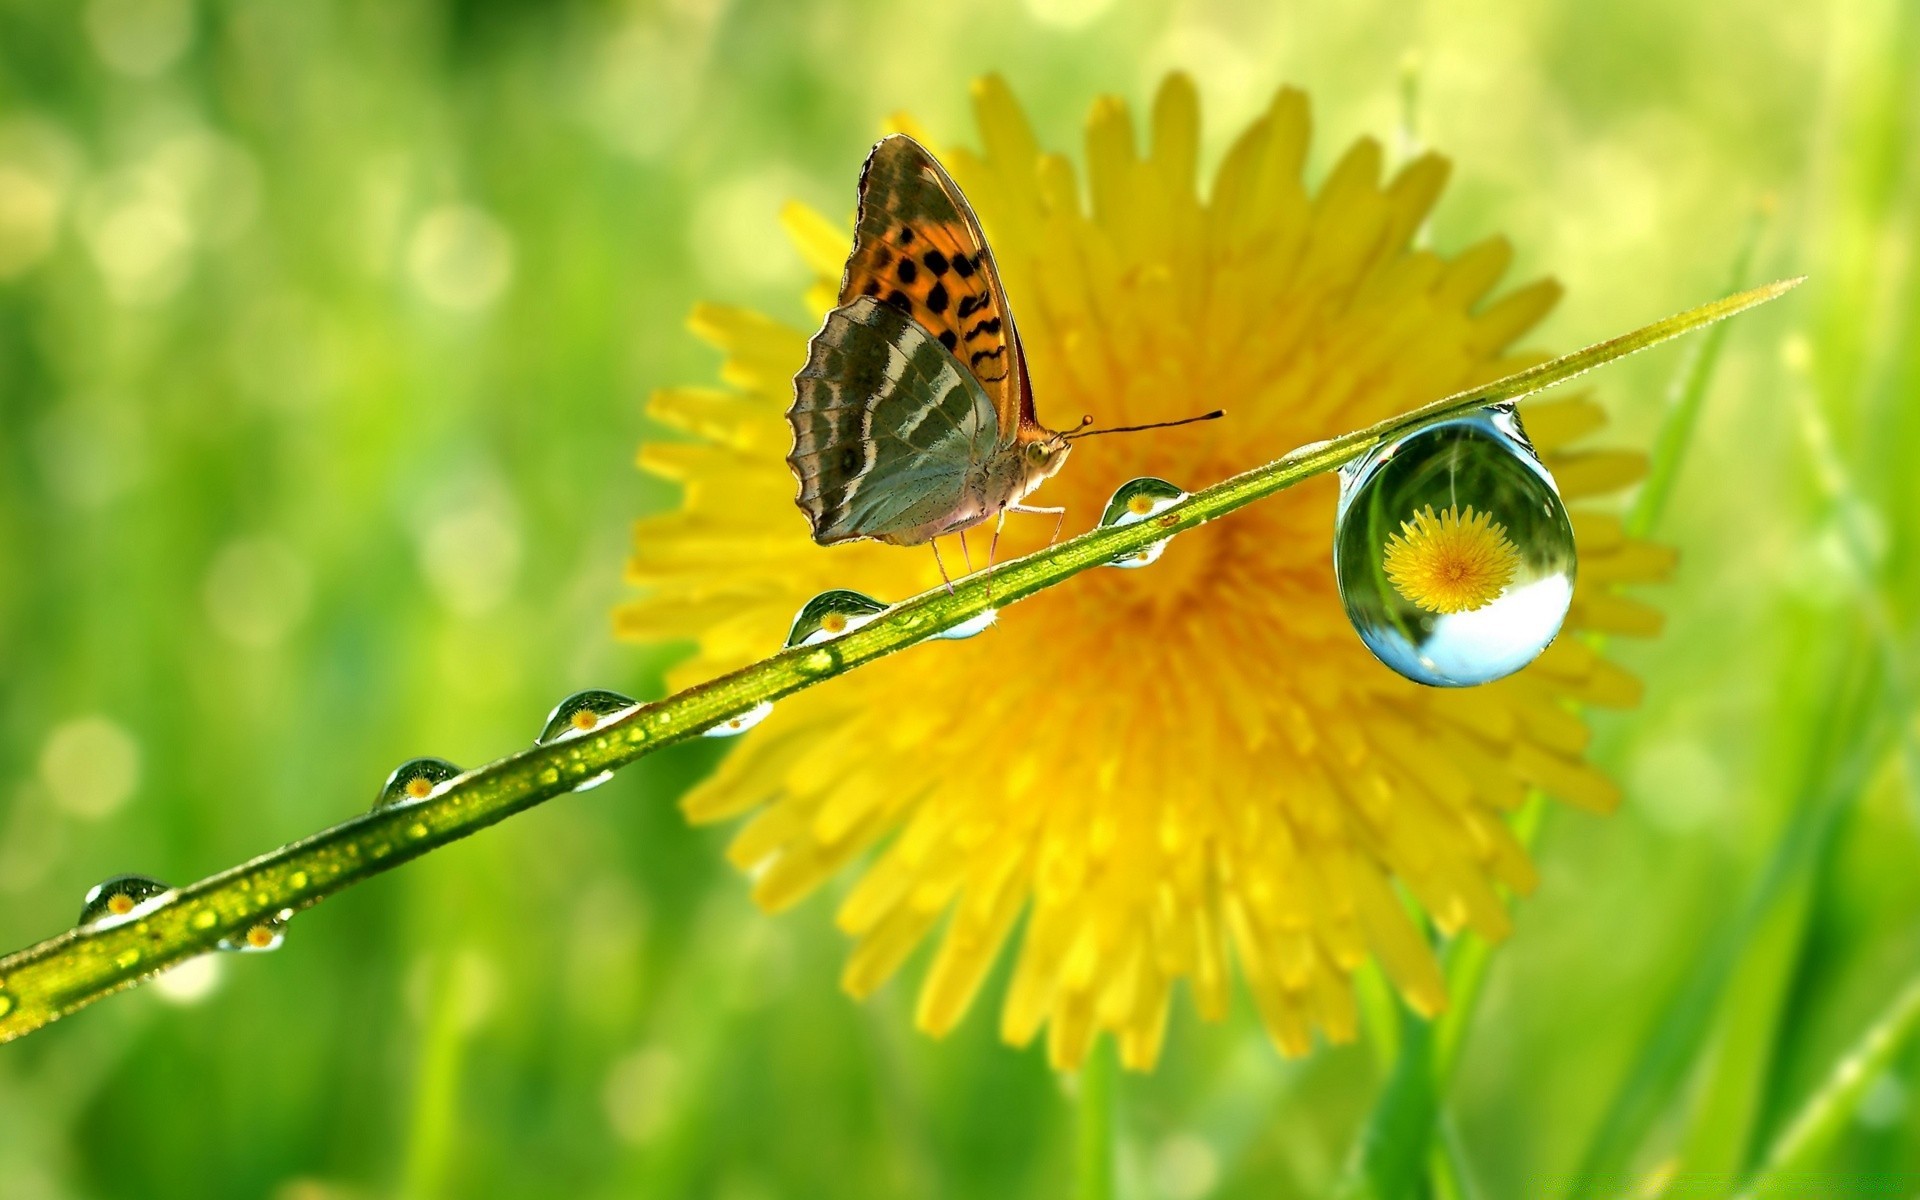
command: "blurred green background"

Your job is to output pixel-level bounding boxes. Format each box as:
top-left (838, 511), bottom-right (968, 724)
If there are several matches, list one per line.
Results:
top-left (1, 0), bottom-right (1915, 1196)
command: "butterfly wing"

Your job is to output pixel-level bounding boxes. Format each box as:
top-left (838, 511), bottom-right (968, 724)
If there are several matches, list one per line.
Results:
top-left (788, 296), bottom-right (1002, 546)
top-left (839, 134), bottom-right (1039, 437)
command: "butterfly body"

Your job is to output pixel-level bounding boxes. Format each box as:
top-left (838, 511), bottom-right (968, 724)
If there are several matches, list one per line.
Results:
top-left (786, 135), bottom-right (1071, 547)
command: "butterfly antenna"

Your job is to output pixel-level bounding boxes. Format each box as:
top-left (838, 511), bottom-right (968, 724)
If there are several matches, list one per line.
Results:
top-left (1064, 410), bottom-right (1225, 440)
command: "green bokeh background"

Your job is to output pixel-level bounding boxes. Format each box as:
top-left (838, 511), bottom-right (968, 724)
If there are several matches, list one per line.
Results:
top-left (1, 1), bottom-right (1916, 1197)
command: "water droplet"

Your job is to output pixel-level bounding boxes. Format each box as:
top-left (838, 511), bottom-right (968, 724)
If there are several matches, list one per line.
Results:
top-left (374, 756), bottom-right (461, 809)
top-left (191, 909), bottom-right (218, 931)
top-left (78, 874), bottom-right (171, 929)
top-left (787, 590), bottom-right (889, 647)
top-left (933, 609), bottom-right (996, 640)
top-left (1098, 477), bottom-right (1189, 569)
top-left (288, 871), bottom-right (309, 890)
top-left (219, 911), bottom-right (290, 954)
top-left (1334, 406), bottom-right (1575, 687)
top-left (0, 991), bottom-right (13, 1019)
top-left (702, 701), bottom-right (774, 738)
top-left (538, 690), bottom-right (639, 744)
top-left (795, 648), bottom-right (838, 677)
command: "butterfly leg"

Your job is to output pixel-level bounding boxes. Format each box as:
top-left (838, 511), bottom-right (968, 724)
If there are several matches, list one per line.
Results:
top-left (930, 539), bottom-right (955, 596)
top-left (959, 529), bottom-right (975, 576)
top-left (984, 510), bottom-right (1008, 605)
top-left (1010, 504), bottom-right (1068, 546)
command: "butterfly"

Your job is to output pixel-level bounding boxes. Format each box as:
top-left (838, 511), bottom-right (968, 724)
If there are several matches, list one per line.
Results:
top-left (785, 134), bottom-right (1216, 558)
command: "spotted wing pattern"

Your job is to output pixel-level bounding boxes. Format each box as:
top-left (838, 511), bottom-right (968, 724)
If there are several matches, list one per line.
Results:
top-left (788, 296), bottom-right (1001, 546)
top-left (839, 134), bottom-right (1038, 434)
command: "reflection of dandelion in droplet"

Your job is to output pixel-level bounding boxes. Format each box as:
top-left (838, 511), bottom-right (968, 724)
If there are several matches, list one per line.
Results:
top-left (787, 590), bottom-right (888, 646)
top-left (1098, 477), bottom-right (1188, 569)
top-left (78, 873), bottom-right (170, 927)
top-left (202, 537), bottom-right (313, 648)
top-left (1382, 505), bottom-right (1519, 614)
top-left (702, 701), bottom-right (773, 738)
top-left (407, 205), bottom-right (515, 311)
top-left (374, 757), bottom-right (461, 810)
top-left (40, 716), bottom-right (141, 820)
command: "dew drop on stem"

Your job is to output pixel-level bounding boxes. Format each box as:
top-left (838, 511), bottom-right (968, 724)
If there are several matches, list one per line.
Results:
top-left (219, 911), bottom-right (291, 954)
top-left (537, 690), bottom-right (639, 744)
top-left (374, 757), bottom-right (461, 810)
top-left (1098, 477), bottom-right (1189, 569)
top-left (1333, 404), bottom-right (1575, 687)
top-left (78, 874), bottom-right (172, 929)
top-left (702, 701), bottom-right (774, 738)
top-left (787, 590), bottom-right (889, 647)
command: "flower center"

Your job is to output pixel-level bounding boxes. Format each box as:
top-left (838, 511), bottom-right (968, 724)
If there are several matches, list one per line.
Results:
top-left (1381, 504), bottom-right (1520, 614)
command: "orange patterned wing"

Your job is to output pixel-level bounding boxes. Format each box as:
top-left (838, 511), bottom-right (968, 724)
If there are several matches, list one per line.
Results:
top-left (838, 134), bottom-right (1040, 440)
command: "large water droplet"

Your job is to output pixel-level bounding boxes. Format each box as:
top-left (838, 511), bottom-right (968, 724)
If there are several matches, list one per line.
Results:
top-left (79, 874), bottom-right (172, 928)
top-left (787, 590), bottom-right (888, 647)
top-left (1334, 406), bottom-right (1575, 687)
top-left (374, 757), bottom-right (461, 809)
top-left (934, 609), bottom-right (996, 640)
top-left (538, 690), bottom-right (639, 744)
top-left (1098, 477), bottom-right (1189, 569)
top-left (219, 911), bottom-right (290, 954)
top-left (703, 701), bottom-right (773, 738)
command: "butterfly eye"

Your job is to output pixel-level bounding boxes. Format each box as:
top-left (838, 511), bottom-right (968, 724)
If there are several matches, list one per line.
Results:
top-left (1026, 442), bottom-right (1050, 465)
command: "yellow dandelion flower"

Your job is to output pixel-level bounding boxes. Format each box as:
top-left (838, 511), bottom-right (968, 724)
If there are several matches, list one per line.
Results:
top-left (1383, 504), bottom-right (1522, 614)
top-left (618, 75), bottom-right (1673, 1070)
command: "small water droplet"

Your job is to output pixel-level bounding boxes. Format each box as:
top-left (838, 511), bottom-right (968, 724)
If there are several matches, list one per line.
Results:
top-left (407, 821), bottom-right (430, 841)
top-left (537, 690), bottom-right (639, 744)
top-left (288, 870), bottom-right (309, 891)
top-left (1098, 477), bottom-right (1189, 569)
top-left (78, 874), bottom-right (171, 929)
top-left (795, 648), bottom-right (838, 676)
top-left (1334, 406), bottom-right (1575, 687)
top-left (702, 701), bottom-right (774, 738)
top-left (787, 590), bottom-right (889, 647)
top-left (933, 609), bottom-right (996, 640)
top-left (374, 757), bottom-right (461, 809)
top-left (0, 991), bottom-right (13, 1019)
top-left (114, 948), bottom-right (142, 970)
top-left (191, 909), bottom-right (218, 931)
top-left (219, 911), bottom-right (290, 954)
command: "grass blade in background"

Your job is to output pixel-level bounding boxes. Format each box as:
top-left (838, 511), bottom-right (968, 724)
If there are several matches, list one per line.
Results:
top-left (1567, 632), bottom-right (1895, 1198)
top-left (1737, 977), bottom-right (1920, 1197)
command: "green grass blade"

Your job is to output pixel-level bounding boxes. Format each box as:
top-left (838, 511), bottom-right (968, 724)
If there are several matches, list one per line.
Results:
top-left (0, 280), bottom-right (1800, 1045)
top-left (1568, 633), bottom-right (1894, 1199)
top-left (1738, 977), bottom-right (1920, 1197)
top-left (1340, 998), bottom-right (1439, 1200)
